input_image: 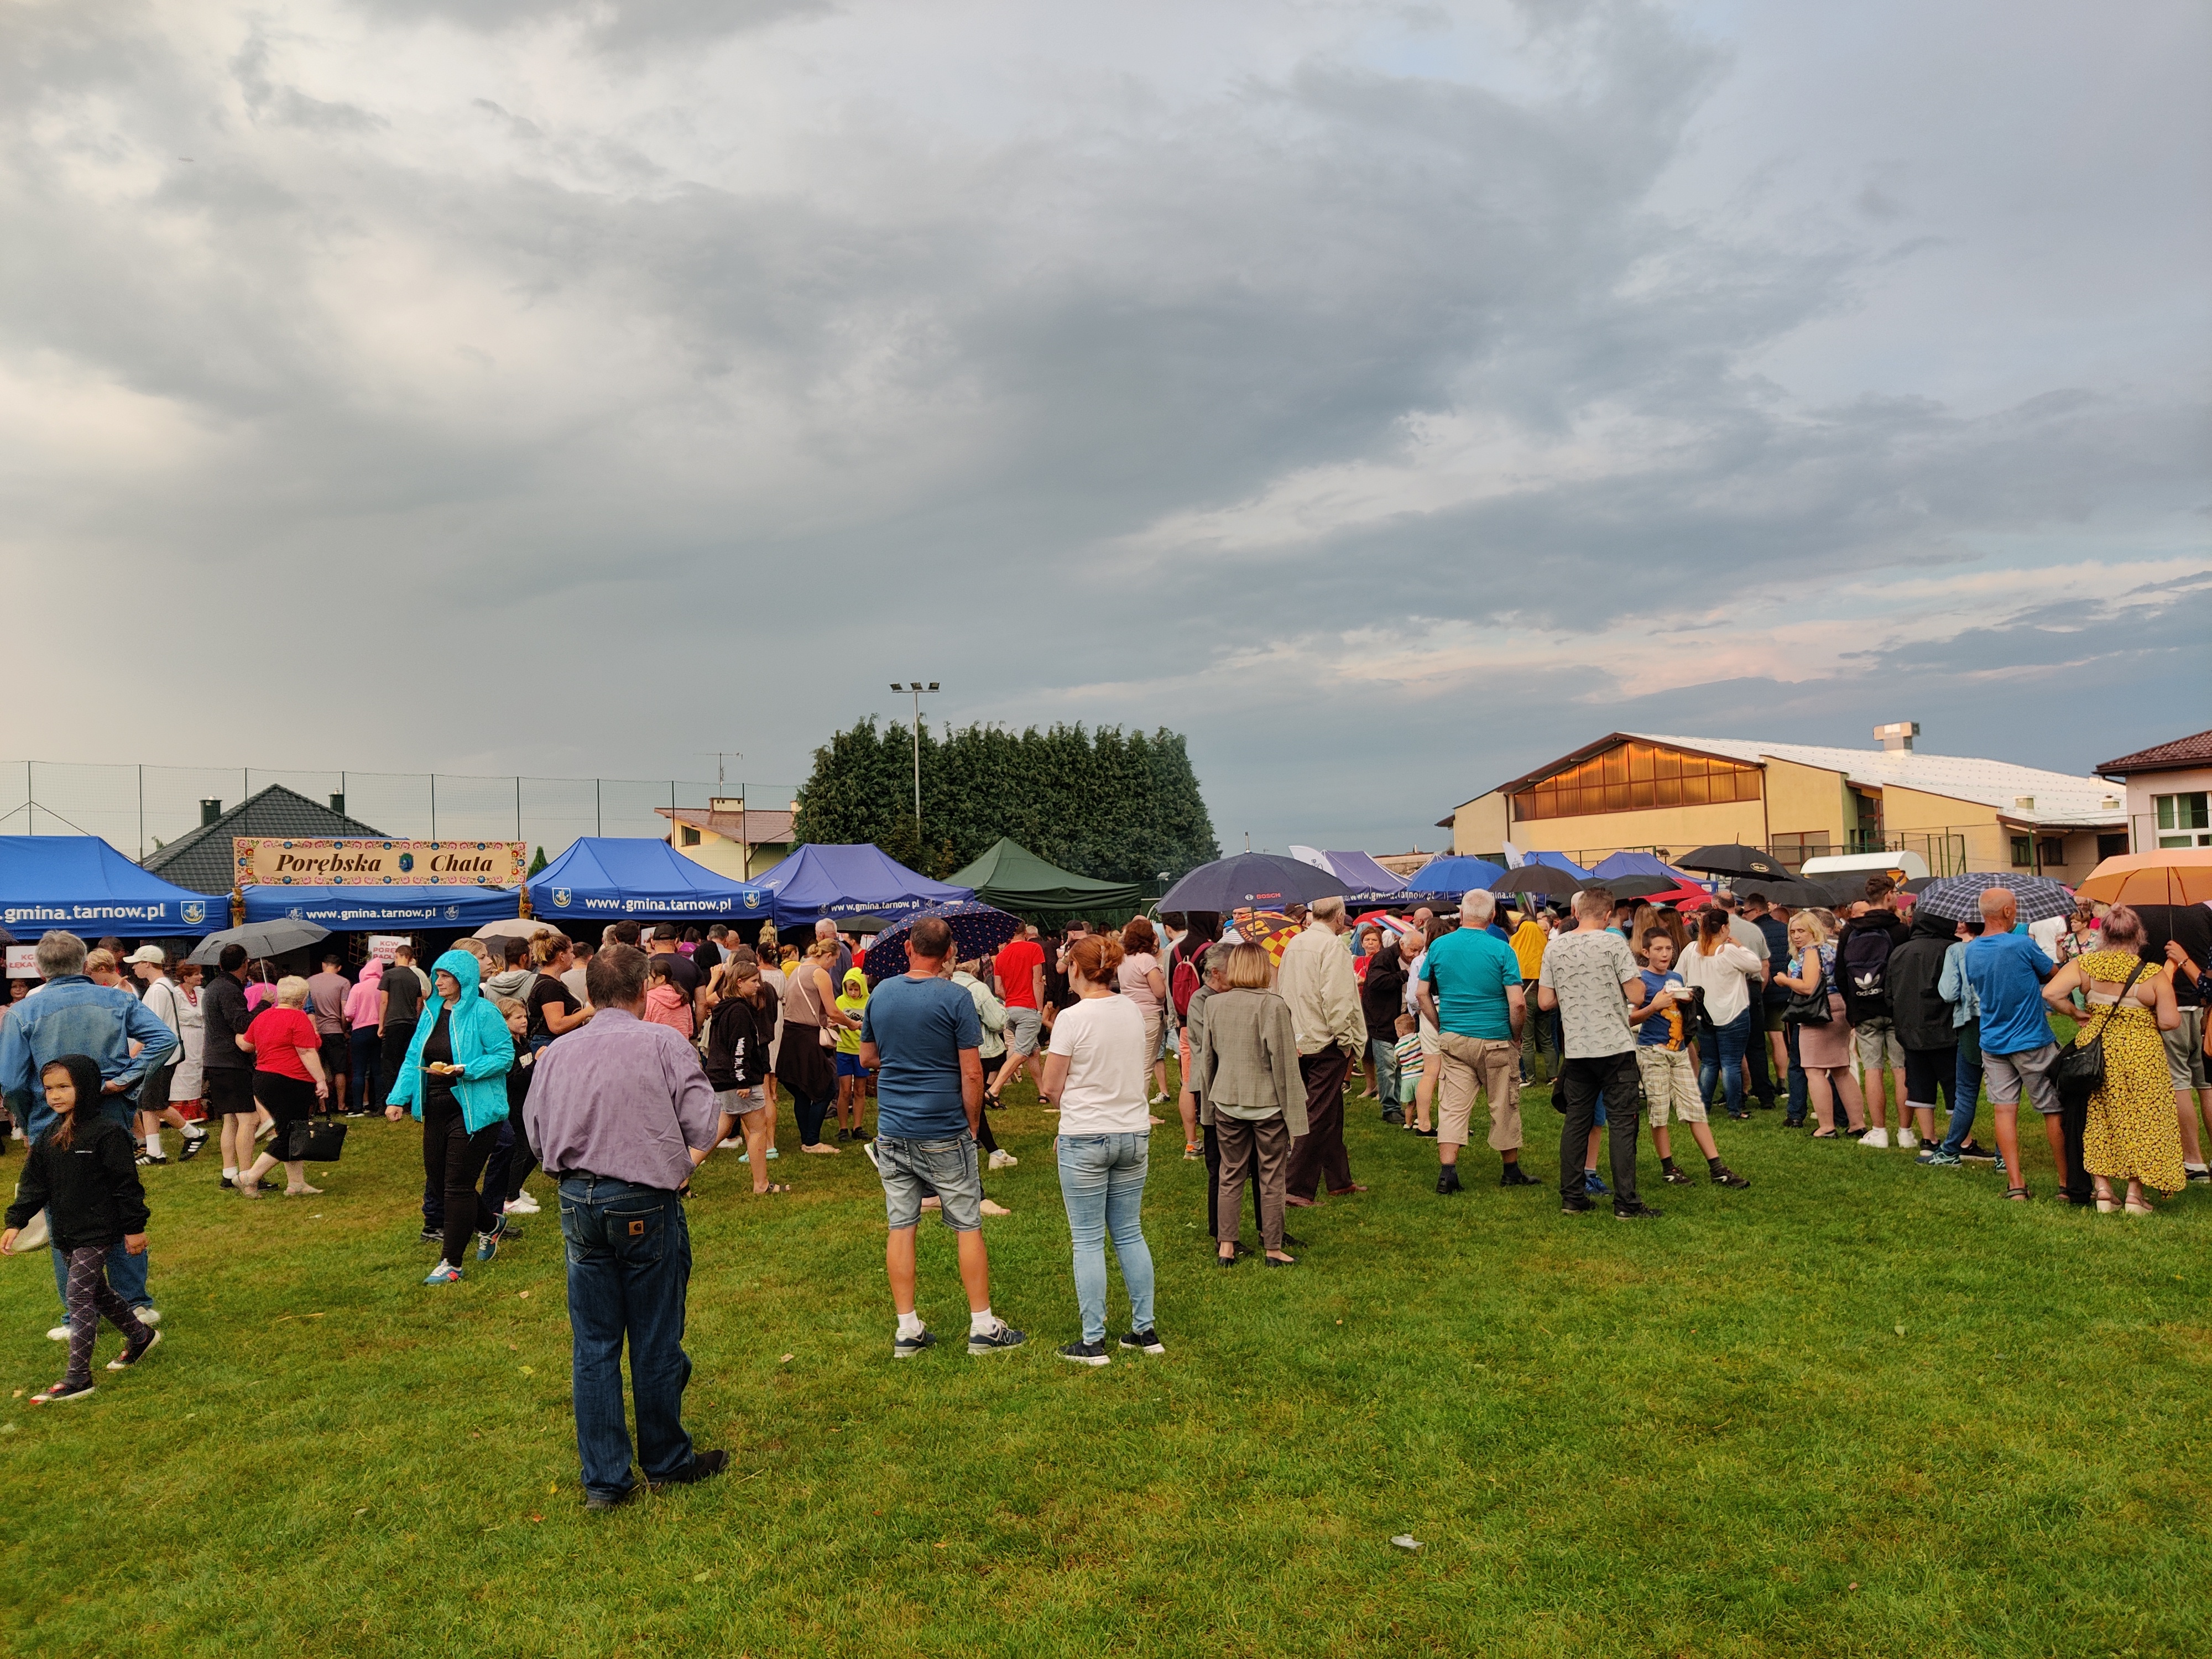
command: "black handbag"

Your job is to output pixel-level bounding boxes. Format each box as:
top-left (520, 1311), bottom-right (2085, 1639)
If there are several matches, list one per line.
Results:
top-left (284, 1119), bottom-right (349, 1162)
top-left (2054, 958), bottom-right (2147, 1104)
top-left (1785, 950), bottom-right (1833, 1025)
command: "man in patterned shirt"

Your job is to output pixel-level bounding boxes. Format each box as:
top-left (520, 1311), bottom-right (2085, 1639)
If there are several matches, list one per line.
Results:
top-left (1537, 886), bottom-right (1665, 1220)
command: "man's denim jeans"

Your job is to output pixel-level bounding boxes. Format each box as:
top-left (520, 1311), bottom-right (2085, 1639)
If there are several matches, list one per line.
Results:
top-left (1055, 1133), bottom-right (1156, 1344)
top-left (557, 1176), bottom-right (695, 1499)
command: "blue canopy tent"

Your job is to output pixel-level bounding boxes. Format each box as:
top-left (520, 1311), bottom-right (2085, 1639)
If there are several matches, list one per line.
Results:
top-left (242, 884), bottom-right (520, 930)
top-left (1588, 851), bottom-right (1689, 884)
top-left (1518, 849), bottom-right (1592, 877)
top-left (525, 838), bottom-right (769, 924)
top-left (1292, 848), bottom-right (1408, 909)
top-left (1397, 855), bottom-right (1505, 901)
top-left (0, 836), bottom-right (221, 935)
top-left (751, 844), bottom-right (972, 930)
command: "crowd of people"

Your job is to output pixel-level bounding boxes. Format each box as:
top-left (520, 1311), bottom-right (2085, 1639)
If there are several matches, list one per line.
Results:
top-left (1, 869), bottom-right (2203, 1489)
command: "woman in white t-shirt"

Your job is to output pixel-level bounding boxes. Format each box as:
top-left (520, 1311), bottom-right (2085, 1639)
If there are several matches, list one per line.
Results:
top-left (1041, 932), bottom-right (1160, 1367)
top-left (1681, 906), bottom-right (1765, 1121)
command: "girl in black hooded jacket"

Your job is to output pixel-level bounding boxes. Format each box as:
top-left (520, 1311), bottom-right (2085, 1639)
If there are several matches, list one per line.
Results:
top-left (4, 1055), bottom-right (159, 1402)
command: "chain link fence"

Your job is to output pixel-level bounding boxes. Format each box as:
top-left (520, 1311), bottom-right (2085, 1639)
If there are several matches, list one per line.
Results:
top-left (0, 760), bottom-right (801, 865)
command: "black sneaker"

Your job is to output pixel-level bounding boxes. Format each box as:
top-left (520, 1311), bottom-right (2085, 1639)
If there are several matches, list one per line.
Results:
top-left (220, 1177), bottom-right (235, 1190)
top-left (583, 1485), bottom-right (638, 1512)
top-left (1499, 1164), bottom-right (1538, 1187)
top-left (2189, 1166), bottom-right (2212, 1186)
top-left (1058, 1339), bottom-right (1111, 1367)
top-left (968, 1322), bottom-right (1027, 1356)
top-left (1412, 1126), bottom-right (1438, 1138)
top-left (134, 1153), bottom-right (168, 1167)
top-left (178, 1133), bottom-right (208, 1163)
top-left (1381, 1106), bottom-right (1405, 1125)
top-left (1561, 1194), bottom-right (1594, 1215)
top-left (836, 1128), bottom-right (852, 1142)
top-left (1613, 1199), bottom-right (1663, 1220)
top-left (1436, 1166), bottom-right (1463, 1196)
top-left (1710, 1164), bottom-right (1751, 1188)
top-left (1118, 1328), bottom-right (1166, 1355)
top-left (418, 1228), bottom-right (441, 1245)
top-left (1661, 1166), bottom-right (1695, 1186)
top-left (648, 1449), bottom-right (729, 1490)
top-left (1957, 1140), bottom-right (1997, 1163)
top-left (893, 1328), bottom-right (938, 1359)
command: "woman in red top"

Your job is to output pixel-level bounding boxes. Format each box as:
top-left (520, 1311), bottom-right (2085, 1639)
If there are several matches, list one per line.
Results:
top-left (234, 975), bottom-right (331, 1198)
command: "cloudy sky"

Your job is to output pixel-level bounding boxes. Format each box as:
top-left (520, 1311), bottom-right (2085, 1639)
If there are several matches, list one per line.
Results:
top-left (6, 0), bottom-right (2207, 853)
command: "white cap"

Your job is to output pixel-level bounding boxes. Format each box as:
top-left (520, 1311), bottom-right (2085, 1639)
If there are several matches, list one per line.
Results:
top-left (126, 945), bottom-right (168, 966)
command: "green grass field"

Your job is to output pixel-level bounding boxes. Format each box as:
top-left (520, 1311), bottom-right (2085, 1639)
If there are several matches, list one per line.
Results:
top-left (3, 1060), bottom-right (2207, 1658)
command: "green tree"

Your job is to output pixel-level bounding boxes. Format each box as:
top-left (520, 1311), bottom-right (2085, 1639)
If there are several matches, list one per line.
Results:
top-left (528, 846), bottom-right (548, 877)
top-left (792, 718), bottom-right (1219, 884)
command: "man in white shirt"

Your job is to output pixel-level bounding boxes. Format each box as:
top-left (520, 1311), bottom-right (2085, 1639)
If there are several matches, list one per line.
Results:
top-left (1276, 896), bottom-right (1368, 1206)
top-left (1538, 886), bottom-right (1664, 1220)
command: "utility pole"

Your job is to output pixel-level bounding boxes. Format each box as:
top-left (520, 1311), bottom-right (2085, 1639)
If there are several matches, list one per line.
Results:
top-left (888, 682), bottom-right (940, 837)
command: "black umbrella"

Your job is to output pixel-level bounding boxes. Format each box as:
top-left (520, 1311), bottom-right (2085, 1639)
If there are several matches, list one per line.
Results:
top-left (1485, 866), bottom-right (1584, 898)
top-left (1159, 854), bottom-right (1349, 915)
top-left (1677, 844), bottom-right (1797, 882)
top-left (863, 901), bottom-right (1024, 983)
top-left (840, 914), bottom-right (897, 936)
top-left (1734, 874), bottom-right (1837, 910)
top-left (186, 919), bottom-right (330, 966)
top-left (1597, 874), bottom-right (1680, 901)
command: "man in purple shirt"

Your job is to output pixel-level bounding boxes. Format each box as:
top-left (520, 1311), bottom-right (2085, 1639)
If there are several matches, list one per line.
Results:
top-left (525, 943), bottom-right (729, 1511)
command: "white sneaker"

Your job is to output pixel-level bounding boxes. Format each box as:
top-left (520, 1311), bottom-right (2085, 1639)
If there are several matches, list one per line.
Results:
top-left (46, 1324), bottom-right (69, 1342)
top-left (988, 1149), bottom-right (1018, 1170)
top-left (504, 1192), bottom-right (540, 1215)
top-left (1895, 1128), bottom-right (1918, 1149)
top-left (1861, 1127), bottom-right (1890, 1149)
top-left (717, 1137), bottom-right (745, 1150)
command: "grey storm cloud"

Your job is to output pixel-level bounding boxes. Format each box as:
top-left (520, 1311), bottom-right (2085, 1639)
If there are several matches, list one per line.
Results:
top-left (1, 0), bottom-right (2205, 852)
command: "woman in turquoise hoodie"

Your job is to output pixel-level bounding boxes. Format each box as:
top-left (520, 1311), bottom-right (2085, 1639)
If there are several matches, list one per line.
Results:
top-left (384, 948), bottom-right (514, 1284)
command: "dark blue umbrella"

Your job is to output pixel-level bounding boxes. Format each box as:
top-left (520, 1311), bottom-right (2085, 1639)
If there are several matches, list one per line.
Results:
top-left (863, 901), bottom-right (1025, 983)
top-left (1914, 872), bottom-right (2075, 925)
top-left (1157, 853), bottom-right (1349, 915)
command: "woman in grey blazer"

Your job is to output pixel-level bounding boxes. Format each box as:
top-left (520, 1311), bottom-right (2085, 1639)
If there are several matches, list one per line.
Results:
top-left (1192, 944), bottom-right (1307, 1266)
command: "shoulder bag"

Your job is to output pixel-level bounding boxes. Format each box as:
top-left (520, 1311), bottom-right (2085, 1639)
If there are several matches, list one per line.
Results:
top-left (2054, 956), bottom-right (2148, 1104)
top-left (1785, 948), bottom-right (1833, 1026)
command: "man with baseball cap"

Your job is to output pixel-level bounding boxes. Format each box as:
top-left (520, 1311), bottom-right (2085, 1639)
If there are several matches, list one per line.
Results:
top-left (128, 946), bottom-right (209, 1165)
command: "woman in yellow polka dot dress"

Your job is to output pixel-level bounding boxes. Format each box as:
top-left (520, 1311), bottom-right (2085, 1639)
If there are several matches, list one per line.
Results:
top-left (2043, 905), bottom-right (2183, 1214)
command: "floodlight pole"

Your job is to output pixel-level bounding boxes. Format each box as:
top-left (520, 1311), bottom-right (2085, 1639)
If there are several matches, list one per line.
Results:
top-left (889, 682), bottom-right (941, 836)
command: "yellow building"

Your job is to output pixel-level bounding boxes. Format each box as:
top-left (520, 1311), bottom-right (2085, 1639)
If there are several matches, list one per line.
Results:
top-left (1438, 727), bottom-right (2130, 882)
top-left (655, 799), bottom-right (797, 881)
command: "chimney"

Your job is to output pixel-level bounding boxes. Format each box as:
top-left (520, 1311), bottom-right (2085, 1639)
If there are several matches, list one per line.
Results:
top-left (1874, 721), bottom-right (1919, 753)
top-left (328, 792), bottom-right (346, 815)
top-left (199, 799), bottom-right (222, 826)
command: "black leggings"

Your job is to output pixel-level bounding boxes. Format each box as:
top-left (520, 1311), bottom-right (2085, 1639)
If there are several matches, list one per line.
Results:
top-left (423, 1094), bottom-right (499, 1269)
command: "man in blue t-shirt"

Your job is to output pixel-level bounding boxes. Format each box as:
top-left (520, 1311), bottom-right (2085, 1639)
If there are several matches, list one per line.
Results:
top-left (1962, 887), bottom-right (2067, 1202)
top-left (1416, 891), bottom-right (1531, 1195)
top-left (859, 915), bottom-right (1023, 1360)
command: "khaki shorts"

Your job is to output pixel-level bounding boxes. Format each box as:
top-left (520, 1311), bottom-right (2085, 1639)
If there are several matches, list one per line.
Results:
top-left (1418, 1014), bottom-right (1440, 1059)
top-left (2166, 1006), bottom-right (2208, 1092)
top-left (1854, 1018), bottom-right (1906, 1074)
top-left (1434, 1031), bottom-right (1521, 1151)
top-left (1636, 1046), bottom-right (1706, 1128)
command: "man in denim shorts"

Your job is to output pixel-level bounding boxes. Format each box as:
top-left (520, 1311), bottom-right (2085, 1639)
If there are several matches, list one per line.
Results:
top-left (862, 915), bottom-right (1025, 1359)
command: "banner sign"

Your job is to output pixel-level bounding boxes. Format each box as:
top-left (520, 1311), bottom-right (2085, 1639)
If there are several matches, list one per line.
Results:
top-left (367, 935), bottom-right (409, 966)
top-left (234, 839), bottom-right (527, 888)
top-left (6, 945), bottom-right (36, 978)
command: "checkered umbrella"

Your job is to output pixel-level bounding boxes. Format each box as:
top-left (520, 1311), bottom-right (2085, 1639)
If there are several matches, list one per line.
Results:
top-left (862, 901), bottom-right (1024, 983)
top-left (1912, 872), bottom-right (2075, 925)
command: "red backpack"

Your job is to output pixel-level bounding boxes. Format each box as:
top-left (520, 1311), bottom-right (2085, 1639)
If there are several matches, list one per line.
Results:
top-left (1170, 941), bottom-right (1209, 1019)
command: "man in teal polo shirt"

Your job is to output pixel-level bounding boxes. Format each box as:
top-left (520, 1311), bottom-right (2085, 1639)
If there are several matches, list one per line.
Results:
top-left (1417, 891), bottom-right (1532, 1195)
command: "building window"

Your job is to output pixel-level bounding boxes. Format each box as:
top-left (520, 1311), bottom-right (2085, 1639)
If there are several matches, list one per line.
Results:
top-left (2009, 835), bottom-right (2033, 868)
top-left (2155, 792), bottom-right (2212, 849)
top-left (2038, 838), bottom-right (2065, 868)
top-left (1512, 741), bottom-right (1762, 822)
top-left (1768, 832), bottom-right (1831, 871)
top-left (680, 826), bottom-right (701, 847)
top-left (2098, 832), bottom-right (2130, 860)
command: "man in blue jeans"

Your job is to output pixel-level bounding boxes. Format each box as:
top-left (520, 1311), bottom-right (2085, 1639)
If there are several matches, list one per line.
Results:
top-left (861, 915), bottom-right (1024, 1360)
top-left (0, 930), bottom-right (177, 1339)
top-left (525, 943), bottom-right (728, 1511)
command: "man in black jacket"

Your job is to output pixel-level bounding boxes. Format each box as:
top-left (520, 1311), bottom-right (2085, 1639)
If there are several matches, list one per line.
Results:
top-left (1838, 877), bottom-right (1913, 1148)
top-left (1361, 937), bottom-right (1407, 1123)
top-left (1887, 906), bottom-right (1964, 1157)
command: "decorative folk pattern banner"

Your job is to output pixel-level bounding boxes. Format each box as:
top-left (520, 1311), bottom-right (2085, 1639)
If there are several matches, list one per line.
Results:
top-left (234, 838), bottom-right (528, 888)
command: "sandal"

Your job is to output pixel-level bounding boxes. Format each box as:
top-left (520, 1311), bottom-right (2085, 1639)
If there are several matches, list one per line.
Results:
top-left (754, 1183), bottom-right (794, 1196)
top-left (2006, 1186), bottom-right (2031, 1203)
top-left (2124, 1198), bottom-right (2156, 1218)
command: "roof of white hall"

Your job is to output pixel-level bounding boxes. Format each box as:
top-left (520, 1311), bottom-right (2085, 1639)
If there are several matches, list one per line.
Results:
top-left (1624, 734), bottom-right (2123, 828)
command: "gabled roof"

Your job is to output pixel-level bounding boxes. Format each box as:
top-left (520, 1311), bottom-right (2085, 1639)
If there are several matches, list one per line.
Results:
top-left (656, 806), bottom-right (796, 843)
top-left (140, 786), bottom-right (387, 896)
top-left (2096, 730), bottom-right (2212, 778)
top-left (1459, 732), bottom-right (2124, 830)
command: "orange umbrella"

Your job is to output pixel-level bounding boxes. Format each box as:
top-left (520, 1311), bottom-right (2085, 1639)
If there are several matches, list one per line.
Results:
top-left (2077, 848), bottom-right (2212, 907)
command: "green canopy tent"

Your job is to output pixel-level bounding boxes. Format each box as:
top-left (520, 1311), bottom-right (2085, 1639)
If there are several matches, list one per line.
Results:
top-left (943, 838), bottom-right (1145, 922)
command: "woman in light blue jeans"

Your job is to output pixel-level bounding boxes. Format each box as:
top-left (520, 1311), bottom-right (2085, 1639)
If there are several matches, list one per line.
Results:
top-left (1040, 933), bottom-right (1159, 1365)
